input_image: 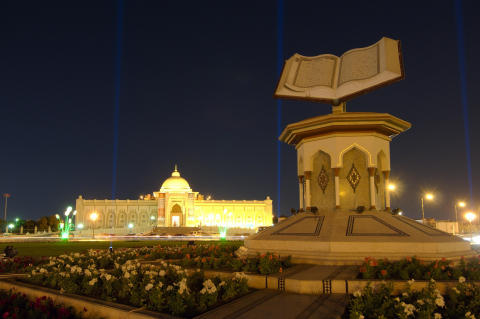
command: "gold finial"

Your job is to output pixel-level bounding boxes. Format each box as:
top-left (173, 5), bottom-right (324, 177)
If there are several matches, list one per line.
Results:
top-left (174, 164), bottom-right (178, 171)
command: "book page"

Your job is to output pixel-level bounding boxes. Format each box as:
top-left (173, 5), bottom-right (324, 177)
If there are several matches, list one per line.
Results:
top-left (294, 56), bottom-right (337, 88)
top-left (338, 43), bottom-right (379, 86)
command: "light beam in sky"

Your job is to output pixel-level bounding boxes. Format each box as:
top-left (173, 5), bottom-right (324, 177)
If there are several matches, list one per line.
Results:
top-left (454, 0), bottom-right (473, 202)
top-left (276, 0), bottom-right (284, 217)
top-left (112, 0), bottom-right (124, 201)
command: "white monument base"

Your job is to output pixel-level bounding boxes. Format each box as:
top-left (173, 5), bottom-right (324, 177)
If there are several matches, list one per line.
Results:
top-left (245, 211), bottom-right (475, 265)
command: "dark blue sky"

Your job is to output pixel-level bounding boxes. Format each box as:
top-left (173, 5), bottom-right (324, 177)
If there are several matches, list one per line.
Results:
top-left (0, 1), bottom-right (479, 221)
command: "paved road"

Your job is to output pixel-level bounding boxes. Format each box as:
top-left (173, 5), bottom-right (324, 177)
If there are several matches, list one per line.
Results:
top-left (195, 290), bottom-right (347, 319)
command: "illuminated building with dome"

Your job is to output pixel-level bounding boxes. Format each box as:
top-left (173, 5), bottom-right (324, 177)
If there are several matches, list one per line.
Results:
top-left (74, 166), bottom-right (273, 233)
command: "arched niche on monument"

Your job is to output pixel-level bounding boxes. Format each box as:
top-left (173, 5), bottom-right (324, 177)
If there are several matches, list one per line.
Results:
top-left (107, 211), bottom-right (115, 228)
top-left (376, 151), bottom-right (388, 210)
top-left (340, 147), bottom-right (370, 210)
top-left (117, 211), bottom-right (126, 228)
top-left (96, 212), bottom-right (105, 229)
top-left (129, 213), bottom-right (137, 226)
top-left (311, 150), bottom-right (335, 211)
top-left (140, 212), bottom-right (148, 226)
top-left (170, 204), bottom-right (183, 227)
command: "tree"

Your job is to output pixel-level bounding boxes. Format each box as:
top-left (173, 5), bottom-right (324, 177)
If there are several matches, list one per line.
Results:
top-left (48, 215), bottom-right (60, 232)
top-left (24, 220), bottom-right (37, 233)
top-left (38, 217), bottom-right (48, 231)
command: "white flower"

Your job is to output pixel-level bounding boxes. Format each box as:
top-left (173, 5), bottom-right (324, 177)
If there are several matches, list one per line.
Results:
top-left (435, 296), bottom-right (445, 307)
top-left (84, 269), bottom-right (92, 277)
top-left (124, 272), bottom-right (130, 279)
top-left (178, 278), bottom-right (189, 295)
top-left (452, 287), bottom-right (460, 294)
top-left (200, 279), bottom-right (217, 295)
top-left (167, 285), bottom-right (173, 291)
top-left (234, 246), bottom-right (248, 258)
top-left (466, 312), bottom-right (476, 319)
top-left (417, 299), bottom-right (424, 305)
top-left (88, 278), bottom-right (97, 286)
top-left (145, 283), bottom-right (153, 291)
top-left (400, 302), bottom-right (416, 316)
top-left (434, 313), bottom-right (442, 319)
top-left (159, 270), bottom-right (166, 277)
top-left (105, 274), bottom-right (112, 281)
top-left (128, 283), bottom-right (133, 288)
top-left (402, 292), bottom-right (408, 297)
top-left (459, 276), bottom-right (466, 283)
top-left (407, 279), bottom-right (415, 286)
top-left (234, 272), bottom-right (247, 281)
top-left (353, 290), bottom-right (362, 298)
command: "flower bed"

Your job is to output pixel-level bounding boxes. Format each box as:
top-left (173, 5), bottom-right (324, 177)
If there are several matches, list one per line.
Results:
top-left (24, 250), bottom-right (249, 317)
top-left (145, 244), bottom-right (292, 275)
top-left (345, 278), bottom-right (480, 319)
top-left (0, 257), bottom-right (47, 274)
top-left (359, 256), bottom-right (480, 281)
top-left (143, 243), bottom-right (242, 261)
top-left (0, 289), bottom-right (85, 319)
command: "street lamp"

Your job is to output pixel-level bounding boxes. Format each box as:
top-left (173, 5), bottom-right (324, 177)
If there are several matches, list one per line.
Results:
top-left (90, 212), bottom-right (98, 239)
top-left (421, 193), bottom-right (434, 224)
top-left (464, 211), bottom-right (477, 241)
top-left (128, 223), bottom-right (134, 233)
top-left (387, 183), bottom-right (396, 191)
top-left (454, 201), bottom-right (466, 234)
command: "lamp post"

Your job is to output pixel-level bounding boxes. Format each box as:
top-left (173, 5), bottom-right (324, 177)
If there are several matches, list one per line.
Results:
top-left (421, 193), bottom-right (434, 224)
top-left (454, 201), bottom-right (466, 234)
top-left (464, 211), bottom-right (477, 241)
top-left (3, 194), bottom-right (10, 233)
top-left (90, 212), bottom-right (98, 239)
top-left (386, 183), bottom-right (396, 212)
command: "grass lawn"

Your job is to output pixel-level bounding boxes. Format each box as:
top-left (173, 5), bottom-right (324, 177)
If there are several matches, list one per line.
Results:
top-left (0, 240), bottom-right (243, 258)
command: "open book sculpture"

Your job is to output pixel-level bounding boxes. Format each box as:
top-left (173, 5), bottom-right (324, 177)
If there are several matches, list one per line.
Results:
top-left (274, 37), bottom-right (404, 104)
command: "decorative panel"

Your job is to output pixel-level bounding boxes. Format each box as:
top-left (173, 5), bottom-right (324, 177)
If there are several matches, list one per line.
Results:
top-left (317, 165), bottom-right (329, 194)
top-left (347, 163), bottom-right (361, 193)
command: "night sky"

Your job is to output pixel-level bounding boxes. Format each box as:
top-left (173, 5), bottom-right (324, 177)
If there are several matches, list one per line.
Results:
top-left (1, 1), bottom-right (479, 222)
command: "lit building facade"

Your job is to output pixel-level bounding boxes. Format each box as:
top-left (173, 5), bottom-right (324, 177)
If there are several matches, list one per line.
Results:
top-left (75, 167), bottom-right (273, 231)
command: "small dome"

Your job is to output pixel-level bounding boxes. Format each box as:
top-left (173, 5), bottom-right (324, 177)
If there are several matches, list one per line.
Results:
top-left (160, 166), bottom-right (191, 193)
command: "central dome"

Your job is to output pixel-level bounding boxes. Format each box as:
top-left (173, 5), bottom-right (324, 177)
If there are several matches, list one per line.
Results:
top-left (160, 166), bottom-right (191, 193)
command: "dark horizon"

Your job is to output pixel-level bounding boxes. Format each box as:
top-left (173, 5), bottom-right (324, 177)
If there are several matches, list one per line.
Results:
top-left (0, 1), bottom-right (479, 222)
